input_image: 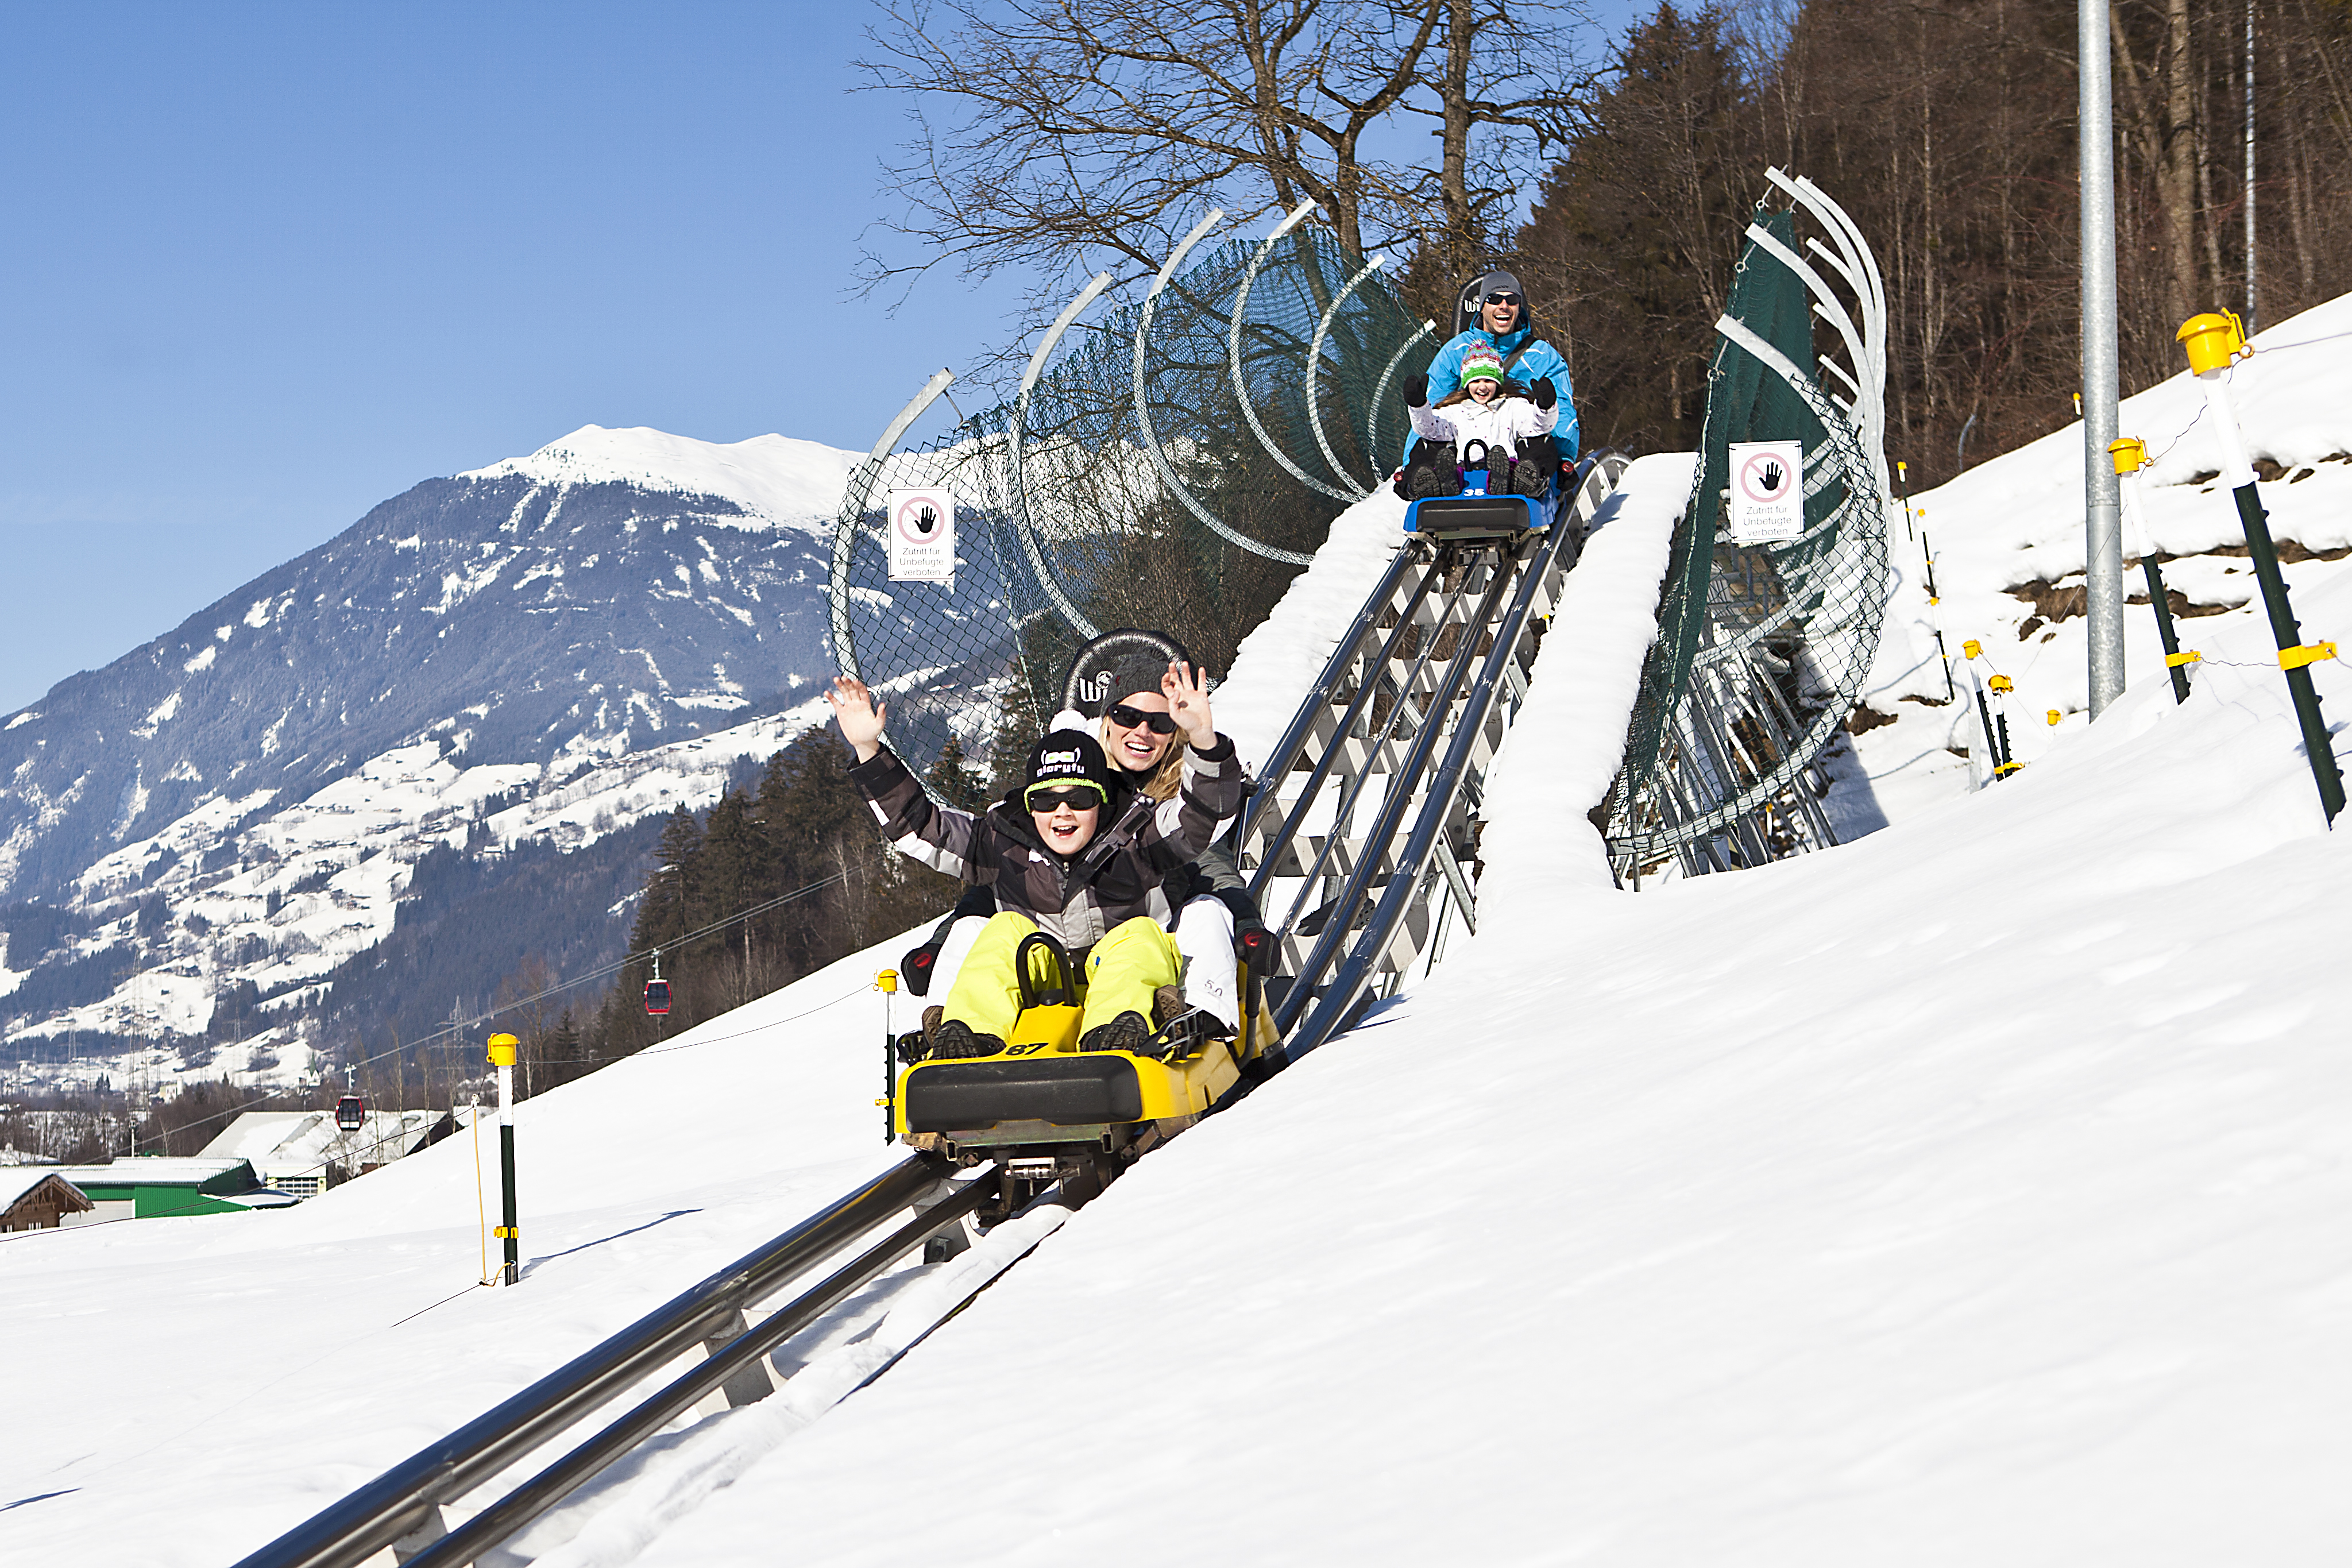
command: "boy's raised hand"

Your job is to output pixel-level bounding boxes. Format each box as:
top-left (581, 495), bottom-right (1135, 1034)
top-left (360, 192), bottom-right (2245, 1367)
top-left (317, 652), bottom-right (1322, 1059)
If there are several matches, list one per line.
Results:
top-left (828, 675), bottom-right (887, 762)
top-left (1162, 658), bottom-right (1215, 748)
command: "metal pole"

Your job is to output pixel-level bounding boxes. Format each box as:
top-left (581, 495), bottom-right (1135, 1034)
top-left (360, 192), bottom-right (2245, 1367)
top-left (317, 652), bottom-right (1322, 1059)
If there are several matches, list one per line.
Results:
top-left (2245, 0), bottom-right (2258, 333)
top-left (1006, 272), bottom-right (1114, 640)
top-left (2081, 0), bottom-right (2126, 717)
top-left (1229, 199), bottom-right (1355, 501)
top-left (488, 1033), bottom-right (519, 1287)
top-left (876, 968), bottom-right (898, 1146)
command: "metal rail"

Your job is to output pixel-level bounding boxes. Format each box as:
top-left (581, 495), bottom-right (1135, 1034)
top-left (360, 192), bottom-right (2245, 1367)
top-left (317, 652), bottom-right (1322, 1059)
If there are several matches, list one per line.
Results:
top-left (234, 1154), bottom-right (975, 1568)
top-left (1231, 454), bottom-right (1629, 1061)
top-left (1288, 516), bottom-right (1577, 1056)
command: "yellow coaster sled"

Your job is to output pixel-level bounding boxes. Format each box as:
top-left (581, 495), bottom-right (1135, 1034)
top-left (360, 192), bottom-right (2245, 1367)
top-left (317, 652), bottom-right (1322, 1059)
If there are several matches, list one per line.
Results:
top-left (889, 930), bottom-right (1279, 1212)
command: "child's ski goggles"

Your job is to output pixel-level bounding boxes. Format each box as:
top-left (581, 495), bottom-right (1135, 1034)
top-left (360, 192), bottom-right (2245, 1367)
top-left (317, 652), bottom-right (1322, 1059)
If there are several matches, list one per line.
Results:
top-left (1025, 783), bottom-right (1106, 810)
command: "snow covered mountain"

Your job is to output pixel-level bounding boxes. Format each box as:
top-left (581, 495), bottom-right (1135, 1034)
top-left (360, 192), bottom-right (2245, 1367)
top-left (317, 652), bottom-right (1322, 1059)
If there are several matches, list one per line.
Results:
top-left (0, 426), bottom-right (866, 1075)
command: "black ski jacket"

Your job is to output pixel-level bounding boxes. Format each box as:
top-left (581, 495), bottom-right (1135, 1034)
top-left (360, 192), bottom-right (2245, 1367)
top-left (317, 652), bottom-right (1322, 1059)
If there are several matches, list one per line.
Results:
top-left (848, 735), bottom-right (1244, 951)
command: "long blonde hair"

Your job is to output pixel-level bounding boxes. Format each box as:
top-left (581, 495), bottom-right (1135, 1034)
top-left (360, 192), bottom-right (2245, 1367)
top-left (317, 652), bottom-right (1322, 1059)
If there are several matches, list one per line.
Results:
top-left (1100, 715), bottom-right (1185, 801)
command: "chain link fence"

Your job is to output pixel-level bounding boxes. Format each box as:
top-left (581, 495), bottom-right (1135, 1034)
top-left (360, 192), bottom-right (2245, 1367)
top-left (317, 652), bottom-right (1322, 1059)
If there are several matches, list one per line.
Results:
top-left (1605, 185), bottom-right (1893, 882)
top-left (829, 217), bottom-right (1431, 782)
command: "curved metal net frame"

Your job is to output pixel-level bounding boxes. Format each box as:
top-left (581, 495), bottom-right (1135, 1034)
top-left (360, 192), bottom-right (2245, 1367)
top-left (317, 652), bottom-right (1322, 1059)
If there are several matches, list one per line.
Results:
top-left (829, 219), bottom-right (1432, 780)
top-left (1606, 187), bottom-right (1891, 876)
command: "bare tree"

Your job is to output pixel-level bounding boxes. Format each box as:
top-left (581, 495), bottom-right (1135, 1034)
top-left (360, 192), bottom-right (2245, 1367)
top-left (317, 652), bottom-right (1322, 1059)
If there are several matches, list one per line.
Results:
top-left (2109, 0), bottom-right (2203, 329)
top-left (855, 0), bottom-right (1594, 343)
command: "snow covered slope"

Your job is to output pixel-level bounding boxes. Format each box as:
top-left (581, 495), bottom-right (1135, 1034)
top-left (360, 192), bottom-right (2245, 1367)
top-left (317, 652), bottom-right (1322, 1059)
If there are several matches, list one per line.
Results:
top-left (1848, 295), bottom-right (2352, 823)
top-left (7, 316), bottom-right (2352, 1565)
top-left (623, 383), bottom-right (2352, 1563)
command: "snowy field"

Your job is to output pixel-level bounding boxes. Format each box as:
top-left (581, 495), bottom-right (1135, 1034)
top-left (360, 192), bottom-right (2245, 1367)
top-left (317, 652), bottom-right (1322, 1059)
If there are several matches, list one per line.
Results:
top-left (6, 307), bottom-right (2352, 1564)
top-left (1852, 293), bottom-right (2352, 822)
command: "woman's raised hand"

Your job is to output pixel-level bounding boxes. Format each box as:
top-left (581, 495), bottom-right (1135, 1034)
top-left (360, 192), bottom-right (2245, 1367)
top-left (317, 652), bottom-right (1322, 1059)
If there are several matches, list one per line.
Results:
top-left (1162, 658), bottom-right (1215, 748)
top-left (827, 675), bottom-right (887, 762)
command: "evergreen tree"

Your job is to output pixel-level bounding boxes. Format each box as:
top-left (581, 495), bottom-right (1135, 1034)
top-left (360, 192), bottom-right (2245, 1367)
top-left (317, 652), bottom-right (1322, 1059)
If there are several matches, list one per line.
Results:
top-left (924, 732), bottom-right (991, 811)
top-left (1515, 3), bottom-right (1754, 455)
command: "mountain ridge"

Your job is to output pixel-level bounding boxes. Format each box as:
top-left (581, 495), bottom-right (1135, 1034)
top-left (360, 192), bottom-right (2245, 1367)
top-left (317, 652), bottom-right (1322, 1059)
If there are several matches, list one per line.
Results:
top-left (1, 423), bottom-right (871, 1077)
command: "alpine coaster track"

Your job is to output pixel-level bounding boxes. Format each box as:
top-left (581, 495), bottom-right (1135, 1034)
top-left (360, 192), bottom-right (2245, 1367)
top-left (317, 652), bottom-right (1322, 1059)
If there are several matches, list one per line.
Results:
top-left (234, 455), bottom-right (1631, 1568)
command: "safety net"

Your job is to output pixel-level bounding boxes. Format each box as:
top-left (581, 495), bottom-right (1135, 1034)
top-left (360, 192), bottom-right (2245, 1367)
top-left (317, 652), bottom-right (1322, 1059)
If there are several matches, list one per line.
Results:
top-left (1605, 200), bottom-right (1891, 878)
top-left (829, 220), bottom-right (1432, 784)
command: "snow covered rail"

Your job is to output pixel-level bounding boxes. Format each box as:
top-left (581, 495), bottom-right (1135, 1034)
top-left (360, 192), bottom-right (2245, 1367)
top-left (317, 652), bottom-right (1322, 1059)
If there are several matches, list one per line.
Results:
top-left (233, 1154), bottom-right (987, 1568)
top-left (1234, 454), bottom-right (1629, 1059)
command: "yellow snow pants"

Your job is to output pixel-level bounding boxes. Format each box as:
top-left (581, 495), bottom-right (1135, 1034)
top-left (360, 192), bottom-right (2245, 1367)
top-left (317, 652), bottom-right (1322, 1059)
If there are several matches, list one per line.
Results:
top-left (940, 913), bottom-right (1181, 1040)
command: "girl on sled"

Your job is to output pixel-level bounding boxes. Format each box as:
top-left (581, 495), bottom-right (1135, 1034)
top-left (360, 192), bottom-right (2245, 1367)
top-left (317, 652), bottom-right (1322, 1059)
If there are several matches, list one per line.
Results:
top-left (1400, 342), bottom-right (1563, 500)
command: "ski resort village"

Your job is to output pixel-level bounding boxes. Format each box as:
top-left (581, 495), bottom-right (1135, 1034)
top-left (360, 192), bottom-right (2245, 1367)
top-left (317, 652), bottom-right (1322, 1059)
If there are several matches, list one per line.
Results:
top-left (4, 4), bottom-right (2349, 1564)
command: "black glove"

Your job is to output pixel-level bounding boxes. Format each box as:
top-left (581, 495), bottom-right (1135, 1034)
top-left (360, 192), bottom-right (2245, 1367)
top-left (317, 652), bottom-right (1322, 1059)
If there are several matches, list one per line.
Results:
top-left (1404, 371), bottom-right (1428, 408)
top-left (1531, 376), bottom-right (1557, 411)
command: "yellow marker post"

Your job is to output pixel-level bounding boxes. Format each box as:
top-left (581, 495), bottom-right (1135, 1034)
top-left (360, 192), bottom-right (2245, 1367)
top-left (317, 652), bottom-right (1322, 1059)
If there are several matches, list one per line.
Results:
top-left (2113, 434), bottom-right (2190, 703)
top-left (876, 970), bottom-right (900, 1145)
top-left (1960, 642), bottom-right (2018, 782)
top-left (488, 1032), bottom-right (520, 1287)
top-left (2176, 310), bottom-right (2250, 376)
top-left (1899, 469), bottom-right (1955, 698)
top-left (2177, 311), bottom-right (2342, 821)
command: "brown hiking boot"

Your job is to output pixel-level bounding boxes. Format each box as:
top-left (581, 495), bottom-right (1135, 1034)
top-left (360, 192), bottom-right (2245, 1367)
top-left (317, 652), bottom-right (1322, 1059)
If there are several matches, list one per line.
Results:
top-left (922, 1003), bottom-right (944, 1042)
top-left (1152, 986), bottom-right (1187, 1029)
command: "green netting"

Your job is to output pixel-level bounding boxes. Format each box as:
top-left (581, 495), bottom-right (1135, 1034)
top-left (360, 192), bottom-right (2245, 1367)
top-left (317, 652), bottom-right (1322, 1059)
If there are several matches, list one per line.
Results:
top-left (829, 223), bottom-right (1431, 781)
top-left (1608, 200), bottom-right (1890, 871)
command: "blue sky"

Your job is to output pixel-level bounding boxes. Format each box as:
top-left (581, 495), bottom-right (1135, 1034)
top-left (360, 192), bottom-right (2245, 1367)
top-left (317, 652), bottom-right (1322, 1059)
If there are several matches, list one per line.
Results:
top-left (0, 2), bottom-right (1646, 716)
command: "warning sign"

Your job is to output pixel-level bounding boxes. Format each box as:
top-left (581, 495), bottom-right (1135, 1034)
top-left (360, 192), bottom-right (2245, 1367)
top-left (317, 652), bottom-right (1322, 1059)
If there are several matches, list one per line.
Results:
top-left (1726, 441), bottom-right (1804, 544)
top-left (886, 488), bottom-right (956, 585)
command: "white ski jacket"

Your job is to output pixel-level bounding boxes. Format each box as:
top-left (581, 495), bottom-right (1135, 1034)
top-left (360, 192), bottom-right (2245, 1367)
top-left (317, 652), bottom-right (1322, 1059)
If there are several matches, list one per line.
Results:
top-left (1407, 393), bottom-right (1557, 456)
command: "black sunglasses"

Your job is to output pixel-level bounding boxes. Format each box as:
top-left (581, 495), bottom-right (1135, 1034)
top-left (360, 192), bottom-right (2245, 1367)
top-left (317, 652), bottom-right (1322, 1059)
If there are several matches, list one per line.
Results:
top-left (1483, 291), bottom-right (1522, 307)
top-left (1106, 704), bottom-right (1180, 734)
top-left (1025, 785), bottom-right (1103, 811)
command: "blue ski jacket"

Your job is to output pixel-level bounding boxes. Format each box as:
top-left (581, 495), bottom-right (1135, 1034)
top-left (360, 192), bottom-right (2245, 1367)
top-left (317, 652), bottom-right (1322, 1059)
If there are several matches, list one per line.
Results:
top-left (1401, 322), bottom-right (1579, 466)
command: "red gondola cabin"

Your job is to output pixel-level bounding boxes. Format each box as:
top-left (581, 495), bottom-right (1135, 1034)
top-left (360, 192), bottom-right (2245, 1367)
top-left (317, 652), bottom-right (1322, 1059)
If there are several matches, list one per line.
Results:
top-left (334, 1095), bottom-right (366, 1133)
top-left (644, 979), bottom-right (672, 1016)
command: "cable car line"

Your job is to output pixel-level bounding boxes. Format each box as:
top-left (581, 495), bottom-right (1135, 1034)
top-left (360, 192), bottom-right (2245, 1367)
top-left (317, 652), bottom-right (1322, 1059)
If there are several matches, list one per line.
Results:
top-left (136, 864), bottom-right (860, 1154)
